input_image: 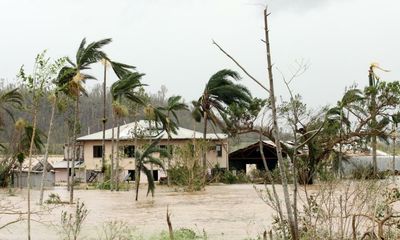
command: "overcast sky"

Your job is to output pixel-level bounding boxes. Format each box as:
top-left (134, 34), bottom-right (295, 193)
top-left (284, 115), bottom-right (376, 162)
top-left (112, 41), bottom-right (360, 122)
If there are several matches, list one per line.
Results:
top-left (1, 0), bottom-right (399, 108)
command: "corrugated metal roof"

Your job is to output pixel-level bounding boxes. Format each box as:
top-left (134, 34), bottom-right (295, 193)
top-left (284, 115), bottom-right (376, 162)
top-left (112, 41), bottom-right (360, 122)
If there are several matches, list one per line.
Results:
top-left (77, 120), bottom-right (228, 141)
top-left (52, 160), bottom-right (84, 169)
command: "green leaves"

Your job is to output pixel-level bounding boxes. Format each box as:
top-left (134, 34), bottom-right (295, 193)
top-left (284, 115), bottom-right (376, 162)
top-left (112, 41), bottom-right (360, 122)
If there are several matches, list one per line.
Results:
top-left (134, 138), bottom-right (167, 197)
top-left (194, 69), bottom-right (254, 131)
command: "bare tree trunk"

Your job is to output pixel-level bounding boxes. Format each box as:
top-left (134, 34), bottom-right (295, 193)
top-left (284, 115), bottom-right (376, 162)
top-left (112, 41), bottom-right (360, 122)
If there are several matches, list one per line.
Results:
top-left (27, 106), bottom-right (38, 240)
top-left (259, 139), bottom-right (287, 239)
top-left (392, 123), bottom-right (396, 181)
top-left (116, 117), bottom-right (120, 191)
top-left (338, 110), bottom-right (343, 179)
top-left (110, 111), bottom-right (115, 191)
top-left (101, 62), bottom-right (107, 175)
top-left (202, 111), bottom-right (208, 184)
top-left (264, 8), bottom-right (298, 240)
top-left (369, 67), bottom-right (378, 175)
top-left (19, 165), bottom-right (22, 190)
top-left (291, 107), bottom-right (299, 234)
top-left (167, 137), bottom-right (171, 187)
top-left (67, 136), bottom-right (70, 191)
top-left (70, 94), bottom-right (79, 204)
top-left (134, 119), bottom-right (140, 201)
top-left (39, 96), bottom-right (56, 205)
top-left (372, 134), bottom-right (377, 175)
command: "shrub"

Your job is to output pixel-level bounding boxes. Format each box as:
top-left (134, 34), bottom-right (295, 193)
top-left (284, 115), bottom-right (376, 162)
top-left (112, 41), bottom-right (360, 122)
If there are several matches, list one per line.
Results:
top-left (153, 228), bottom-right (206, 240)
top-left (58, 200), bottom-right (89, 240)
top-left (220, 170), bottom-right (249, 184)
top-left (168, 165), bottom-right (204, 191)
top-left (96, 180), bottom-right (130, 191)
top-left (98, 220), bottom-right (141, 240)
top-left (350, 163), bottom-right (387, 180)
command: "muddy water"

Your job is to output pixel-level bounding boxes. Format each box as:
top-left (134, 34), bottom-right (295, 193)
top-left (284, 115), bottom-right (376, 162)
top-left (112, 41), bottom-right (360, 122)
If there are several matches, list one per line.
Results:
top-left (0, 184), bottom-right (279, 240)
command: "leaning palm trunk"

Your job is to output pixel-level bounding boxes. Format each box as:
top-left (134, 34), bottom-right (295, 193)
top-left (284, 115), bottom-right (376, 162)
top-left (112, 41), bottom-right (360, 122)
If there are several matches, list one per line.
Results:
top-left (19, 164), bottom-right (22, 189)
top-left (372, 134), bottom-right (377, 174)
top-left (202, 111), bottom-right (208, 183)
top-left (110, 112), bottom-right (115, 191)
top-left (66, 135), bottom-right (71, 191)
top-left (134, 119), bottom-right (140, 201)
top-left (101, 63), bottom-right (107, 176)
top-left (338, 110), bottom-right (343, 179)
top-left (392, 123), bottom-right (397, 181)
top-left (264, 8), bottom-right (298, 239)
top-left (39, 96), bottom-right (56, 205)
top-left (70, 94), bottom-right (79, 204)
top-left (115, 117), bottom-right (121, 191)
top-left (27, 106), bottom-right (38, 240)
top-left (166, 136), bottom-right (171, 186)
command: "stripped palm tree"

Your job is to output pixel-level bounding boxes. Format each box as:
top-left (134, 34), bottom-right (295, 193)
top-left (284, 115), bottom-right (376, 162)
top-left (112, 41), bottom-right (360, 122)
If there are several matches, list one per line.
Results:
top-left (368, 63), bottom-right (390, 175)
top-left (134, 138), bottom-right (169, 201)
top-left (110, 72), bottom-right (145, 191)
top-left (192, 69), bottom-right (252, 172)
top-left (55, 38), bottom-right (111, 203)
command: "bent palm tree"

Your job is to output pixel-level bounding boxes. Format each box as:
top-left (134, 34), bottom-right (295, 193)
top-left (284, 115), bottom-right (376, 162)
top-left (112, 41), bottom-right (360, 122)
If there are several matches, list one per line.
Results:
top-left (0, 88), bottom-right (23, 129)
top-left (160, 96), bottom-right (188, 185)
top-left (134, 138), bottom-right (169, 201)
top-left (101, 60), bottom-right (136, 181)
top-left (0, 88), bottom-right (23, 150)
top-left (110, 72), bottom-right (145, 191)
top-left (327, 88), bottom-right (364, 177)
top-left (55, 38), bottom-right (111, 203)
top-left (192, 69), bottom-right (252, 171)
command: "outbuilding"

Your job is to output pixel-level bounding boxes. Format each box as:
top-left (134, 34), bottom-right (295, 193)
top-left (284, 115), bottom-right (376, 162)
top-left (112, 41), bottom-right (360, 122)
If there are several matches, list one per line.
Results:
top-left (229, 140), bottom-right (287, 173)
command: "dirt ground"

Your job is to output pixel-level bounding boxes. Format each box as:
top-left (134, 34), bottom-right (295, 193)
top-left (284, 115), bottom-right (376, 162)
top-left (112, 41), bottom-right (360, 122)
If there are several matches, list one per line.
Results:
top-left (0, 184), bottom-right (279, 240)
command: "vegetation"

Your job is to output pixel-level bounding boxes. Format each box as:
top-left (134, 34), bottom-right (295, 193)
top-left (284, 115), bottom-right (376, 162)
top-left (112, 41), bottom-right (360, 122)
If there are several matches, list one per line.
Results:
top-left (1, 5), bottom-right (400, 240)
top-left (192, 69), bottom-right (252, 170)
top-left (58, 200), bottom-right (89, 240)
top-left (134, 138), bottom-right (169, 200)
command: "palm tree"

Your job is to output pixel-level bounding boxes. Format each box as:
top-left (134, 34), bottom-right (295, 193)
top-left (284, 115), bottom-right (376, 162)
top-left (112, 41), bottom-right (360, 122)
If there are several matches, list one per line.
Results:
top-left (0, 88), bottom-right (23, 151)
top-left (160, 96), bottom-right (188, 185)
top-left (367, 63), bottom-right (390, 175)
top-left (55, 38), bottom-right (111, 203)
top-left (0, 88), bottom-right (23, 129)
top-left (134, 138), bottom-right (169, 201)
top-left (327, 88), bottom-right (364, 177)
top-left (110, 72), bottom-right (145, 191)
top-left (192, 69), bottom-right (252, 171)
top-left (101, 60), bottom-right (136, 183)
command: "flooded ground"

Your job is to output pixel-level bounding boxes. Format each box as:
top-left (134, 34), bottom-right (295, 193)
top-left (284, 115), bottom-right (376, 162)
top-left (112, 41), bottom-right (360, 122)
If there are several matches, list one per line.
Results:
top-left (0, 184), bottom-right (280, 240)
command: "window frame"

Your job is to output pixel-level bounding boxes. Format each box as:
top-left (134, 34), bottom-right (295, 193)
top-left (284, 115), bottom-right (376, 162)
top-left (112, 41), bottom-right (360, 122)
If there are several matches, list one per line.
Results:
top-left (216, 144), bottom-right (223, 157)
top-left (123, 145), bottom-right (136, 158)
top-left (93, 145), bottom-right (102, 158)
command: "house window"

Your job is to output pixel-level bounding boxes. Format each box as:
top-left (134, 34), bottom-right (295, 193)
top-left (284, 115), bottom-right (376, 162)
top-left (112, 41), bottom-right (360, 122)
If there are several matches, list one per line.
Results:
top-left (160, 145), bottom-right (173, 156)
top-left (216, 144), bottom-right (222, 157)
top-left (124, 145), bottom-right (135, 158)
top-left (68, 168), bottom-right (76, 177)
top-left (127, 170), bottom-right (135, 181)
top-left (93, 145), bottom-right (102, 158)
top-left (153, 170), bottom-right (159, 181)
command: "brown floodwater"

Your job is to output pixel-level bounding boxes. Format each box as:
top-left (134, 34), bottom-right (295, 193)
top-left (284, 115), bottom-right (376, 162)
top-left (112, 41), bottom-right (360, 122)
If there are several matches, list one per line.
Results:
top-left (0, 184), bottom-right (280, 240)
